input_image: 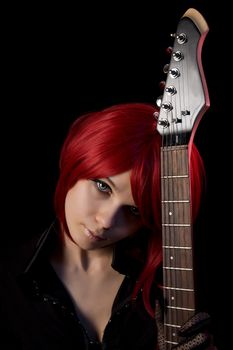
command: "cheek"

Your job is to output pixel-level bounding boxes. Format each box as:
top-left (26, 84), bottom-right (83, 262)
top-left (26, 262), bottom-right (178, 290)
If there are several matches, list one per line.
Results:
top-left (65, 189), bottom-right (92, 221)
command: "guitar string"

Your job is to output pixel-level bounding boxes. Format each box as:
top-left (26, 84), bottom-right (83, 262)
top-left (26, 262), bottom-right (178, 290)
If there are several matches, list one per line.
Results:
top-left (168, 41), bottom-right (178, 342)
top-left (184, 38), bottom-right (195, 325)
top-left (162, 108), bottom-right (173, 346)
top-left (180, 40), bottom-right (190, 331)
top-left (186, 45), bottom-right (196, 324)
top-left (161, 113), bottom-right (168, 345)
top-left (171, 76), bottom-right (180, 340)
top-left (184, 40), bottom-right (191, 324)
top-left (167, 114), bottom-right (174, 345)
top-left (181, 44), bottom-right (186, 330)
top-left (174, 145), bottom-right (179, 343)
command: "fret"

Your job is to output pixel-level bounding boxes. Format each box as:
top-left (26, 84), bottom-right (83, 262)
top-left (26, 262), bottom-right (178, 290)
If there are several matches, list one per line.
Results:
top-left (163, 287), bottom-right (194, 291)
top-left (163, 267), bottom-right (193, 271)
top-left (165, 340), bottom-right (178, 346)
top-left (164, 323), bottom-right (181, 328)
top-left (167, 306), bottom-right (195, 311)
top-left (163, 246), bottom-right (192, 249)
top-left (162, 224), bottom-right (190, 226)
top-left (161, 175), bottom-right (189, 178)
top-left (162, 200), bottom-right (189, 203)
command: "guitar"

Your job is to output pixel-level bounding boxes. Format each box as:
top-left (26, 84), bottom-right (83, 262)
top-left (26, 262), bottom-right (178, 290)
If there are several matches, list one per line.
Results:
top-left (156, 8), bottom-right (210, 349)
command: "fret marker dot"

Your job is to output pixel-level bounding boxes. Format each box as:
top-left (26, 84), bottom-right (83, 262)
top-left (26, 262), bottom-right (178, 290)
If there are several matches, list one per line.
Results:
top-left (172, 332), bottom-right (176, 337)
top-left (170, 256), bottom-right (174, 260)
top-left (171, 296), bottom-right (175, 300)
top-left (169, 211), bottom-right (172, 216)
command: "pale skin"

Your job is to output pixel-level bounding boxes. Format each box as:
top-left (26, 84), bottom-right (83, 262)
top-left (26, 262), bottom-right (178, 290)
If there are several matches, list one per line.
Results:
top-left (51, 170), bottom-right (143, 342)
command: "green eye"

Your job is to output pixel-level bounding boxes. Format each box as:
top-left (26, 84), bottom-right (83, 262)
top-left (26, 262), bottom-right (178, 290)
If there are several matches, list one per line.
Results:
top-left (130, 206), bottom-right (140, 216)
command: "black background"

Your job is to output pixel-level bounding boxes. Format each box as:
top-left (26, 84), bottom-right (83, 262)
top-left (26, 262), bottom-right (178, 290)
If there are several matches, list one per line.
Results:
top-left (3, 0), bottom-right (229, 348)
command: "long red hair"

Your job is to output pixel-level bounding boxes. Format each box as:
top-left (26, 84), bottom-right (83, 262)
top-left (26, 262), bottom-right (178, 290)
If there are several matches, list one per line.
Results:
top-left (54, 103), bottom-right (204, 316)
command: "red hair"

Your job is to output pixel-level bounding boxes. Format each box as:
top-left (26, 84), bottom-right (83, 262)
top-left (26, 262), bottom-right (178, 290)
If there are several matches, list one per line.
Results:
top-left (54, 103), bottom-right (205, 317)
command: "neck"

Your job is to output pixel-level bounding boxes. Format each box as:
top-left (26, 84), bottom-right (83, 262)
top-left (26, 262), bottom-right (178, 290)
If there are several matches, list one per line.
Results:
top-left (51, 233), bottom-right (113, 274)
top-left (161, 145), bottom-right (196, 347)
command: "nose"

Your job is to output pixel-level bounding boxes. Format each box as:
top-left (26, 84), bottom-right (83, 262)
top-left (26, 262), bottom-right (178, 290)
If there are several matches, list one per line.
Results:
top-left (95, 202), bottom-right (121, 230)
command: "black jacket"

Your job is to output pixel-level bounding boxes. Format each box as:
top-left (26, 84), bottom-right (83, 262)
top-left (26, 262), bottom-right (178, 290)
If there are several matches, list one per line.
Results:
top-left (0, 222), bottom-right (158, 349)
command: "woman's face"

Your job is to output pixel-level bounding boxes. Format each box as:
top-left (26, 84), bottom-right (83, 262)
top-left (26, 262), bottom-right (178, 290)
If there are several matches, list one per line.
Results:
top-left (64, 170), bottom-right (143, 250)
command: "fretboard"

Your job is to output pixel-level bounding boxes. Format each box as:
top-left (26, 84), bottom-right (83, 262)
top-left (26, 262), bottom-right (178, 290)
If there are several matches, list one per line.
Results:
top-left (161, 145), bottom-right (195, 349)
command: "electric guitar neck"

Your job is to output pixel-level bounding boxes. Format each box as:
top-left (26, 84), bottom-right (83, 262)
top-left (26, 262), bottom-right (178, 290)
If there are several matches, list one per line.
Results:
top-left (156, 8), bottom-right (210, 349)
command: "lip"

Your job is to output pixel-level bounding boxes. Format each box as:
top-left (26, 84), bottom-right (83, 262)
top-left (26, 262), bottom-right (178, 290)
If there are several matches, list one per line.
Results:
top-left (84, 227), bottom-right (107, 242)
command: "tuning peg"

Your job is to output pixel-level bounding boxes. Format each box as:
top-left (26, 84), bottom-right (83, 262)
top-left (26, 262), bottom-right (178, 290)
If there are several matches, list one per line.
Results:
top-left (177, 33), bottom-right (187, 44)
top-left (172, 50), bottom-right (183, 61)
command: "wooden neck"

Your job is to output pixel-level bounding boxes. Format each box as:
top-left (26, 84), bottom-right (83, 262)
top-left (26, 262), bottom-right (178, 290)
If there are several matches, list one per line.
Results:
top-left (161, 145), bottom-right (196, 349)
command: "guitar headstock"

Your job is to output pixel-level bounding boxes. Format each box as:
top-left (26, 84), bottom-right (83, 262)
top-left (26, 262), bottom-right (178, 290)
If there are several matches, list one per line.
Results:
top-left (156, 8), bottom-right (210, 146)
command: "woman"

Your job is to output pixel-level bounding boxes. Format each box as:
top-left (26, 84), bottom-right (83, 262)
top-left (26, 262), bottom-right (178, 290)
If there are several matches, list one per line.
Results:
top-left (1, 103), bottom-right (212, 349)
